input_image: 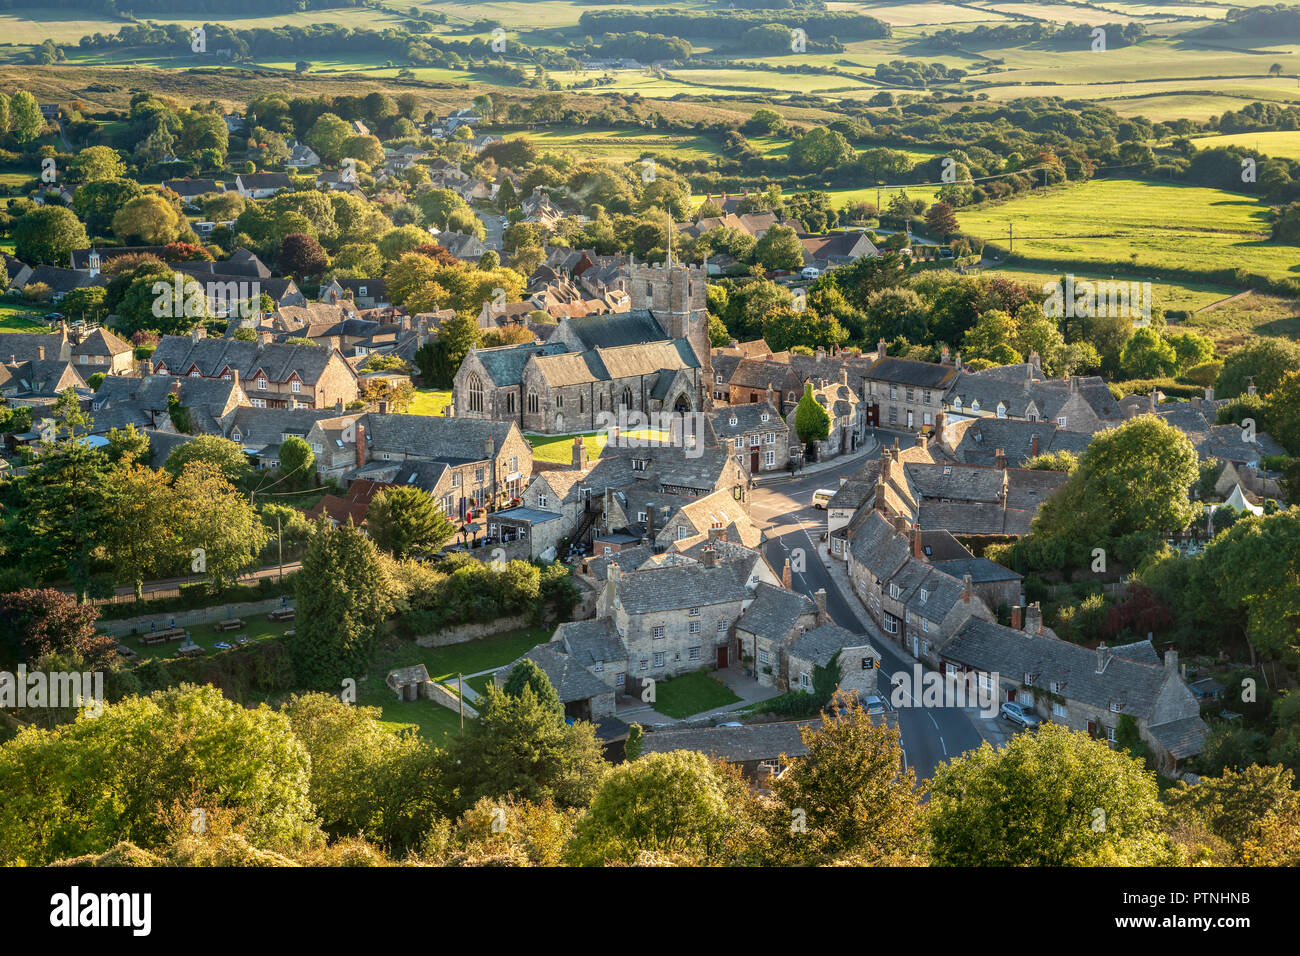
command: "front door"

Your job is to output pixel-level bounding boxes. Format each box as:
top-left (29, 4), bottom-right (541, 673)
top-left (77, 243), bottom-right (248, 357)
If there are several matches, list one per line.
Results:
top-left (717, 645), bottom-right (728, 668)
top-left (750, 448), bottom-right (760, 472)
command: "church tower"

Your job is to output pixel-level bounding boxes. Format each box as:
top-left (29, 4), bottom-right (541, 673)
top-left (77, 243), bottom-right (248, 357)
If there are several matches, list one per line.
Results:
top-left (627, 257), bottom-right (712, 409)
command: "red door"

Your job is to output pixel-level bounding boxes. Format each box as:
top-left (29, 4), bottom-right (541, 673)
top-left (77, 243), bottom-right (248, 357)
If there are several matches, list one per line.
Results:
top-left (717, 645), bottom-right (728, 668)
top-left (750, 448), bottom-right (760, 472)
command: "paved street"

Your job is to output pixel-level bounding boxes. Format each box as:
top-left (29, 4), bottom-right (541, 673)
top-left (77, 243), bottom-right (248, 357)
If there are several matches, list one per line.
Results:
top-left (749, 433), bottom-right (989, 780)
top-left (476, 206), bottom-right (506, 253)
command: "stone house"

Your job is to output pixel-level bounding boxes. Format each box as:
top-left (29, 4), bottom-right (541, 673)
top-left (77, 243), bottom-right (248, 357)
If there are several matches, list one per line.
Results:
top-left (354, 412), bottom-right (533, 516)
top-left (861, 343), bottom-right (958, 431)
top-left (149, 330), bottom-right (360, 410)
top-left (235, 171), bottom-right (292, 198)
top-left (787, 617), bottom-right (877, 697)
top-left (939, 619), bottom-right (1208, 772)
top-left (70, 328), bottom-right (134, 375)
top-left (735, 579), bottom-right (819, 688)
top-left (597, 552), bottom-right (752, 679)
top-left (711, 400), bottom-right (791, 475)
top-left (790, 372), bottom-right (863, 460)
top-left (496, 639), bottom-right (618, 721)
top-left (944, 364), bottom-right (1123, 434)
top-left (728, 359), bottom-right (803, 410)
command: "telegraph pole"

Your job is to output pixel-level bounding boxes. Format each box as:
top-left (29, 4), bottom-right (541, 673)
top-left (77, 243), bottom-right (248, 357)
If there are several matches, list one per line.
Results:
top-left (277, 513), bottom-right (283, 583)
top-left (1009, 222), bottom-right (1014, 255)
top-left (458, 673), bottom-right (465, 733)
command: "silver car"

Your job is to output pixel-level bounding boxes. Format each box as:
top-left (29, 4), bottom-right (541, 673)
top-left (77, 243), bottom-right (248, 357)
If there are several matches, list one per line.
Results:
top-left (1000, 701), bottom-right (1040, 730)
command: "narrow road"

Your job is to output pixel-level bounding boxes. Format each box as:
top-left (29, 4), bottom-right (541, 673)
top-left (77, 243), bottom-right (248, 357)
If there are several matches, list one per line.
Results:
top-left (750, 434), bottom-right (985, 780)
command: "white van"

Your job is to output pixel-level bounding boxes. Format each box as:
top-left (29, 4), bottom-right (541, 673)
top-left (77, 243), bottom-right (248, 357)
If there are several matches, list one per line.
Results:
top-left (811, 488), bottom-right (835, 510)
top-left (801, 266), bottom-right (821, 279)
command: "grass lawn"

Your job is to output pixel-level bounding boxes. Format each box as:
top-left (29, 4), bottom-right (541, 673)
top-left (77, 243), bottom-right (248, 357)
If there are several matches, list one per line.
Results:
top-left (116, 615), bottom-right (295, 662)
top-left (409, 388), bottom-right (453, 417)
top-left (0, 312), bottom-right (48, 333)
top-left (527, 428), bottom-right (671, 464)
top-left (652, 669), bottom-right (741, 719)
top-left (959, 177), bottom-right (1300, 282)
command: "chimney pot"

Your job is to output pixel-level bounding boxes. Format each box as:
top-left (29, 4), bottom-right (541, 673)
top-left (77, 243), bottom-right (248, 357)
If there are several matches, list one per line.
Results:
top-left (813, 588), bottom-right (828, 623)
top-left (1096, 643), bottom-right (1111, 674)
top-left (782, 558), bottom-right (792, 590)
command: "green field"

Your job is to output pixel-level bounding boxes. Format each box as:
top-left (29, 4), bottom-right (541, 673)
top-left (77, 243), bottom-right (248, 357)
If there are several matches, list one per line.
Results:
top-left (521, 128), bottom-right (729, 162)
top-left (652, 669), bottom-right (741, 719)
top-left (527, 428), bottom-right (671, 464)
top-left (409, 388), bottom-right (453, 417)
top-left (1191, 130), bottom-right (1300, 162)
top-left (959, 178), bottom-right (1299, 281)
top-left (359, 626), bottom-right (551, 740)
top-left (0, 308), bottom-right (49, 333)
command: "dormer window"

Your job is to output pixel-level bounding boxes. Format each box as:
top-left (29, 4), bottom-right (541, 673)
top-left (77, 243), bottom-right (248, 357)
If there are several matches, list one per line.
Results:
top-left (953, 396), bottom-right (962, 411)
top-left (920, 589), bottom-right (928, 603)
top-left (257, 377), bottom-right (267, 390)
top-left (760, 413), bottom-right (769, 422)
top-left (729, 416), bottom-right (737, 426)
top-left (996, 402), bottom-right (1006, 418)
top-left (971, 399), bottom-right (980, 412)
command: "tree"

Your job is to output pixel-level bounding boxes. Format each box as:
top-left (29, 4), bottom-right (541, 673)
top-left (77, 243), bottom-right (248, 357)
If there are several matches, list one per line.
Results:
top-left (13, 206), bottom-right (89, 266)
top-left (0, 588), bottom-right (110, 667)
top-left (112, 194), bottom-right (181, 245)
top-left (70, 145), bottom-right (126, 183)
top-left (753, 224), bottom-right (805, 271)
top-left (367, 485), bottom-right (456, 559)
top-left (277, 436), bottom-right (316, 489)
top-left (928, 724), bottom-right (1171, 865)
top-left (1120, 327), bottom-right (1178, 379)
top-left (0, 684), bottom-right (317, 865)
top-left (501, 658), bottom-right (564, 721)
top-left (73, 178), bottom-right (144, 237)
top-left (1217, 337), bottom-right (1300, 399)
top-left (289, 523), bottom-right (395, 690)
top-left (1164, 764), bottom-right (1300, 864)
top-left (963, 309), bottom-right (1021, 366)
top-left (443, 683), bottom-right (607, 814)
top-left (172, 460), bottom-right (269, 591)
top-left (762, 691), bottom-right (925, 864)
top-left (101, 462), bottom-right (180, 599)
top-left (9, 90), bottom-right (43, 143)
top-left (164, 435), bottom-right (250, 487)
top-left (789, 126), bottom-right (854, 172)
top-left (104, 423), bottom-right (150, 464)
top-left (426, 313), bottom-right (482, 388)
top-left (305, 112), bottom-right (352, 164)
top-left (1263, 369), bottom-right (1300, 455)
top-left (1199, 509), bottom-right (1300, 659)
top-left (277, 233), bottom-right (328, 277)
top-left (924, 201), bottom-right (960, 239)
top-left (794, 383), bottom-right (831, 449)
top-left (1028, 414), bottom-right (1199, 553)
top-left (567, 750), bottom-right (756, 866)
top-left (281, 693), bottom-right (439, 851)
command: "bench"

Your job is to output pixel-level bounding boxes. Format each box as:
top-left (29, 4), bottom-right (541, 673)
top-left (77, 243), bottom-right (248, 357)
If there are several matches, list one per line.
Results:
top-left (268, 609), bottom-right (295, 622)
top-left (214, 619), bottom-right (245, 632)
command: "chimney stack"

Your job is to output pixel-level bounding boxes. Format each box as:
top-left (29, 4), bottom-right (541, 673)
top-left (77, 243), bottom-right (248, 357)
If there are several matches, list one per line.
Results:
top-left (1025, 602), bottom-right (1042, 635)
top-left (877, 338), bottom-right (887, 359)
top-left (782, 558), bottom-right (792, 590)
top-left (911, 524), bottom-right (923, 559)
top-left (336, 398), bottom-right (343, 414)
top-left (702, 547), bottom-right (717, 569)
top-left (378, 400), bottom-right (388, 415)
top-left (940, 346), bottom-right (950, 365)
top-left (893, 514), bottom-right (909, 537)
top-left (572, 436), bottom-right (587, 471)
top-left (1096, 643), bottom-right (1111, 674)
top-left (838, 368), bottom-right (848, 387)
top-left (1030, 432), bottom-right (1039, 458)
top-left (1205, 385), bottom-right (1214, 402)
top-left (995, 448), bottom-right (1007, 470)
top-left (355, 424), bottom-right (366, 468)
top-left (36, 346), bottom-right (44, 361)
top-left (813, 588), bottom-right (828, 624)
top-left (485, 433), bottom-right (495, 459)
top-left (192, 325), bottom-right (206, 342)
top-left (961, 573), bottom-right (973, 604)
top-left (1164, 647), bottom-right (1178, 671)
top-left (1011, 605), bottom-right (1022, 629)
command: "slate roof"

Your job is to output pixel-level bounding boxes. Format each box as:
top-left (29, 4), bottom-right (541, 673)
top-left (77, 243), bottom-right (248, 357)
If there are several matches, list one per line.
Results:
top-left (150, 337), bottom-right (348, 386)
top-left (940, 619), bottom-right (1206, 755)
top-left (360, 412), bottom-right (517, 464)
top-left (640, 720), bottom-right (820, 762)
top-left (71, 327), bottom-right (132, 357)
top-left (947, 417), bottom-right (1092, 467)
top-left (555, 617), bottom-right (630, 667)
top-left (710, 402), bottom-right (784, 439)
top-left (730, 359), bottom-right (803, 393)
top-left (613, 559), bottom-right (751, 614)
top-left (865, 357), bottom-right (957, 390)
top-left (931, 556), bottom-right (1021, 584)
top-left (0, 330), bottom-right (67, 364)
top-left (789, 621), bottom-right (863, 668)
top-left (561, 310), bottom-right (669, 350)
top-left (585, 547), bottom-right (654, 582)
top-left (474, 342), bottom-right (568, 386)
top-left (499, 642), bottom-right (612, 704)
top-left (735, 583), bottom-right (816, 640)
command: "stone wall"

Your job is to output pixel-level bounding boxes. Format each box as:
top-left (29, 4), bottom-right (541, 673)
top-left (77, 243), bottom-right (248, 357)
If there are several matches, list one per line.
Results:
top-left (413, 612), bottom-right (534, 648)
top-left (101, 597), bottom-right (292, 637)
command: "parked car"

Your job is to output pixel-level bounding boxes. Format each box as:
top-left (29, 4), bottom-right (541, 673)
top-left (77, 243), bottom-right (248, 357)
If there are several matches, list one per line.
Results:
top-left (801, 266), bottom-right (820, 279)
top-left (1000, 701), bottom-right (1040, 730)
top-left (863, 695), bottom-right (887, 716)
